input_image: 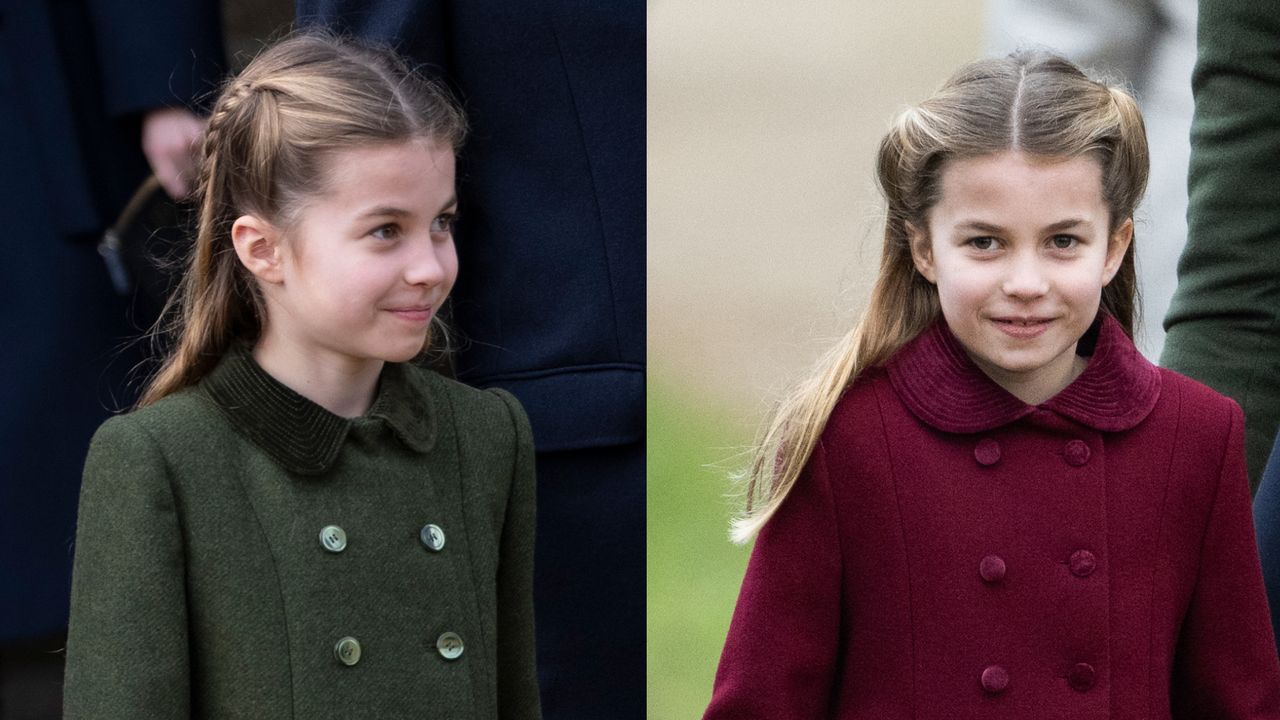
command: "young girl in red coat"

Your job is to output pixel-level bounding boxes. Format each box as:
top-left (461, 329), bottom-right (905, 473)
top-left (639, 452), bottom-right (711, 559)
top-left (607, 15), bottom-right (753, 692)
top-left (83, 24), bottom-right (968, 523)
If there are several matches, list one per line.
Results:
top-left (705, 51), bottom-right (1280, 719)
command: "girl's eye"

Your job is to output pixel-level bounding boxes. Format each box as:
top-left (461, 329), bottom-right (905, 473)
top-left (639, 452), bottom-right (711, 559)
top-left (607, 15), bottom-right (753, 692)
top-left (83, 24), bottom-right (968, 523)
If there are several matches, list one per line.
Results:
top-left (371, 224), bottom-right (400, 241)
top-left (430, 214), bottom-right (457, 234)
top-left (1050, 234), bottom-right (1078, 250)
top-left (969, 236), bottom-right (997, 251)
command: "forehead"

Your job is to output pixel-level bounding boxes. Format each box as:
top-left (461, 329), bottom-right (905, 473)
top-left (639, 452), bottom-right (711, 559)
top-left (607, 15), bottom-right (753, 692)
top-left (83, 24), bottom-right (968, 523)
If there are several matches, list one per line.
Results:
top-left (930, 151), bottom-right (1106, 225)
top-left (315, 139), bottom-right (456, 211)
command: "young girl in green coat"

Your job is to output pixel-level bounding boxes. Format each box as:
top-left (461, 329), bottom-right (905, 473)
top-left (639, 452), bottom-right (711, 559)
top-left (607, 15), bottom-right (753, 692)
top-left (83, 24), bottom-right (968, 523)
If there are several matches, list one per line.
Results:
top-left (63, 33), bottom-right (540, 719)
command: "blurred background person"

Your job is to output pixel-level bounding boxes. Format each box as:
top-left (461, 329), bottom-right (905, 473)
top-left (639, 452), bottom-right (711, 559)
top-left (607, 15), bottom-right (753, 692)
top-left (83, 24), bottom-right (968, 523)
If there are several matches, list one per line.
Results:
top-left (1162, 0), bottom-right (1280, 491)
top-left (0, 2), bottom-right (288, 716)
top-left (1174, 0), bottom-right (1280, 664)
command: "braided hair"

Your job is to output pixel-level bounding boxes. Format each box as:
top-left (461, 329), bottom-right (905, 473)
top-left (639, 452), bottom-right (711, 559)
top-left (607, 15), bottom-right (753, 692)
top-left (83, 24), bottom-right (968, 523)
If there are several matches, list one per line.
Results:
top-left (139, 31), bottom-right (465, 407)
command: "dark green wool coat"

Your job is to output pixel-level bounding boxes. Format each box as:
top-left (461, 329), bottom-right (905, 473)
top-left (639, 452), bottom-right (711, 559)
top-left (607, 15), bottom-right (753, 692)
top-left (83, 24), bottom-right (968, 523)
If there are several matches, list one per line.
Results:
top-left (63, 347), bottom-right (540, 719)
top-left (1161, 0), bottom-right (1280, 491)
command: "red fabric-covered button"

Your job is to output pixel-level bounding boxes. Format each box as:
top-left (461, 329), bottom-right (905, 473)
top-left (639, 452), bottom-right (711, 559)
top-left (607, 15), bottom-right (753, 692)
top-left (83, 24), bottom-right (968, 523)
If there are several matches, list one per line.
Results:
top-left (981, 665), bottom-right (1009, 694)
top-left (1064, 439), bottom-right (1091, 466)
top-left (1069, 549), bottom-right (1097, 577)
top-left (979, 555), bottom-right (1007, 584)
top-left (1068, 662), bottom-right (1096, 692)
top-left (974, 438), bottom-right (1001, 466)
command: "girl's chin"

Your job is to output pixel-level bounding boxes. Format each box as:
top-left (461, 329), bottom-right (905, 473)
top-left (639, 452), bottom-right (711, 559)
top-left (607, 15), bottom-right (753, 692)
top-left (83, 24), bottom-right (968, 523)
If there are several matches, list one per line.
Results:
top-left (377, 346), bottom-right (427, 364)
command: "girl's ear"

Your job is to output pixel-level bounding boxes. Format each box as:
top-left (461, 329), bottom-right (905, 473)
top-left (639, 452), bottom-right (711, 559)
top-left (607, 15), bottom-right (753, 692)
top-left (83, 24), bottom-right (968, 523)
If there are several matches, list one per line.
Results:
top-left (906, 222), bottom-right (937, 283)
top-left (1102, 217), bottom-right (1134, 285)
top-left (231, 214), bottom-right (285, 284)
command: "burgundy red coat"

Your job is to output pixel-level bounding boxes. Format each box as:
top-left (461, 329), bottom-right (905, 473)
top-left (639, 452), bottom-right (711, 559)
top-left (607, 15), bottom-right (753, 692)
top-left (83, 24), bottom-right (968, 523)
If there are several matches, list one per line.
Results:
top-left (705, 314), bottom-right (1280, 719)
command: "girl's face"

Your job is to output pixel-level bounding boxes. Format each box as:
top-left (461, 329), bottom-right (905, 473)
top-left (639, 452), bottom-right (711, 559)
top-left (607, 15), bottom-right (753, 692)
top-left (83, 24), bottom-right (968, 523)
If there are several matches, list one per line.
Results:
top-left (908, 150), bottom-right (1132, 404)
top-left (248, 139), bottom-right (458, 373)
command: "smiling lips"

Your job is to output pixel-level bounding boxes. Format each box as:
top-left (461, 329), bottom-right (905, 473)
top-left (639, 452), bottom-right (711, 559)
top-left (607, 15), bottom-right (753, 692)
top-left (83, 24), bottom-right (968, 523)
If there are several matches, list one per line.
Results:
top-left (387, 305), bottom-right (434, 324)
top-left (992, 316), bottom-right (1053, 339)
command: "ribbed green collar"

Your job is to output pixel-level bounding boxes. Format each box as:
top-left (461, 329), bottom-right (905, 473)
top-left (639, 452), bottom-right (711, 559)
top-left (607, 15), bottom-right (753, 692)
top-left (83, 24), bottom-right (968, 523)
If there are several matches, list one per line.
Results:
top-left (201, 344), bottom-right (437, 475)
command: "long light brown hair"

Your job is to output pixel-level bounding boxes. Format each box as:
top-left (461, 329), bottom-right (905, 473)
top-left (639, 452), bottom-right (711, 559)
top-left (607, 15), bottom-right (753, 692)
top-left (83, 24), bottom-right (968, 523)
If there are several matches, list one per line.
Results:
top-left (139, 32), bottom-right (466, 407)
top-left (732, 51), bottom-right (1149, 543)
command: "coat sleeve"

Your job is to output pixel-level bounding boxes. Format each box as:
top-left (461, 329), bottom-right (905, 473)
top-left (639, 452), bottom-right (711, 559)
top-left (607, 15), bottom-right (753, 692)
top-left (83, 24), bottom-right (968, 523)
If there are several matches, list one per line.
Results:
top-left (1160, 0), bottom-right (1280, 490)
top-left (1171, 403), bottom-right (1280, 718)
top-left (704, 442), bottom-right (842, 719)
top-left (492, 390), bottom-right (542, 719)
top-left (63, 416), bottom-right (191, 719)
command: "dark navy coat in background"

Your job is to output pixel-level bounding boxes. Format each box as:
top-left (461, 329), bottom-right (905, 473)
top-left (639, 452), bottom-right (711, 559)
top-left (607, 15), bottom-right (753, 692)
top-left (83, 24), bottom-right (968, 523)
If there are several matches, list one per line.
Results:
top-left (299, 1), bottom-right (644, 451)
top-left (0, 0), bottom-right (222, 644)
top-left (296, 4), bottom-right (645, 718)
top-left (707, 315), bottom-right (1280, 718)
top-left (1255, 435), bottom-right (1280, 662)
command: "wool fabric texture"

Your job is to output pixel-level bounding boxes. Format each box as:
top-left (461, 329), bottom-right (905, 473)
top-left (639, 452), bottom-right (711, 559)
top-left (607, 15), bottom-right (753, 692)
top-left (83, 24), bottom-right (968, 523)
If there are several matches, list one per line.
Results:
top-left (706, 313), bottom-right (1280, 719)
top-left (63, 345), bottom-right (540, 719)
top-left (1160, 0), bottom-right (1280, 490)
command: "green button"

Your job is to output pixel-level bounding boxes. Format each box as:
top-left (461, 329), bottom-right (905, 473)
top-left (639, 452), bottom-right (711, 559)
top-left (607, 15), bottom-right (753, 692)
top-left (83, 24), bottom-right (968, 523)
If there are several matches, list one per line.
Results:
top-left (436, 632), bottom-right (464, 660)
top-left (334, 636), bottom-right (361, 666)
top-left (420, 524), bottom-right (446, 552)
top-left (320, 525), bottom-right (347, 553)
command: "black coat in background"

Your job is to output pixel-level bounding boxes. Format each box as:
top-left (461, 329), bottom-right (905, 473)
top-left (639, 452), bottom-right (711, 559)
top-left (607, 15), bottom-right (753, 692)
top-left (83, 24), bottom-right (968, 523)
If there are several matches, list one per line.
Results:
top-left (297, 3), bottom-right (645, 718)
top-left (0, 0), bottom-right (222, 644)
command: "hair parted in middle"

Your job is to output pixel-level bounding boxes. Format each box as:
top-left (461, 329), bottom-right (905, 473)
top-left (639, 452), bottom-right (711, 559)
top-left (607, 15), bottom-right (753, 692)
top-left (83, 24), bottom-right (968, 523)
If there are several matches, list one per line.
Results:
top-left (139, 31), bottom-right (467, 408)
top-left (732, 49), bottom-right (1150, 543)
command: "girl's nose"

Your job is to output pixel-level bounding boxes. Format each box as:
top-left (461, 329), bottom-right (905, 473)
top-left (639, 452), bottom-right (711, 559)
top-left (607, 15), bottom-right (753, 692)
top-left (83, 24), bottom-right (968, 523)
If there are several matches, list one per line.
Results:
top-left (1000, 252), bottom-right (1049, 299)
top-left (405, 241), bottom-right (450, 286)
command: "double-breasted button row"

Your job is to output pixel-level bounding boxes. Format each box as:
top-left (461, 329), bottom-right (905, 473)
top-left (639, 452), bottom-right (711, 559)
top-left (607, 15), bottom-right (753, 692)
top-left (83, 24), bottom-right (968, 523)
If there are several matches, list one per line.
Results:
top-left (980, 663), bottom-right (1095, 694)
top-left (316, 523), bottom-right (448, 553)
top-left (332, 633), bottom-right (466, 666)
top-left (973, 438), bottom-right (1095, 467)
top-left (978, 550), bottom-right (1097, 583)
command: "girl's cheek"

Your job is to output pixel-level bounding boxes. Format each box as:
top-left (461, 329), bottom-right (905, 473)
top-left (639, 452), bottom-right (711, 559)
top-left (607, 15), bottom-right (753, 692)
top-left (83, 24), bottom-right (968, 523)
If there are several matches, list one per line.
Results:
top-left (1058, 268), bottom-right (1109, 295)
top-left (936, 272), bottom-right (995, 304)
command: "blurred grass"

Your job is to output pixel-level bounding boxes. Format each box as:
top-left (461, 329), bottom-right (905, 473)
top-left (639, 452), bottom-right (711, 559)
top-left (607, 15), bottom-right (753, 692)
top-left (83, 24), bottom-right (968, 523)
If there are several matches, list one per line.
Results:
top-left (646, 377), bottom-right (755, 718)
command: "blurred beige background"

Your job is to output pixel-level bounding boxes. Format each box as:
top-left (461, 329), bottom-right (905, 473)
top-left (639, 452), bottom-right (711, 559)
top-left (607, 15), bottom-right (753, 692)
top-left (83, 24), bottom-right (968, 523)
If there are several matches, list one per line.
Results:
top-left (649, 2), bottom-right (985, 427)
top-left (647, 3), bottom-right (986, 716)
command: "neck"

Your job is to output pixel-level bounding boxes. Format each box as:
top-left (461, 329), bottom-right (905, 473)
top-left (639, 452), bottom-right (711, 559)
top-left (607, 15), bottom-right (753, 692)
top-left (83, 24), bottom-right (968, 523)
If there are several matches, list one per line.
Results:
top-left (973, 351), bottom-right (1089, 406)
top-left (252, 328), bottom-right (383, 418)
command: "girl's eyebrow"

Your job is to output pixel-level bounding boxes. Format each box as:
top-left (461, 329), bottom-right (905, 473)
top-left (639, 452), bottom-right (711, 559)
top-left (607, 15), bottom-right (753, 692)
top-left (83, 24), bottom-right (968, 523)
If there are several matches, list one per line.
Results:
top-left (955, 218), bottom-right (1089, 233)
top-left (356, 206), bottom-right (413, 219)
top-left (355, 196), bottom-right (458, 219)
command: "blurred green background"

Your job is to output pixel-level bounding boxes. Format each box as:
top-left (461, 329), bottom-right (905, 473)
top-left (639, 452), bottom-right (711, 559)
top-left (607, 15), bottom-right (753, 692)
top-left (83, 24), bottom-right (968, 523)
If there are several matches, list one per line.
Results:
top-left (647, 2), bottom-right (984, 717)
top-left (646, 378), bottom-right (751, 720)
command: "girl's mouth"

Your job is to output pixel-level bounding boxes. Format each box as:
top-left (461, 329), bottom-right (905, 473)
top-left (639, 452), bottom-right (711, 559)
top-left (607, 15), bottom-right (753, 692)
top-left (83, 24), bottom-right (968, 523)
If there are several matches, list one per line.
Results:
top-left (992, 317), bottom-right (1051, 338)
top-left (388, 306), bottom-right (433, 324)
